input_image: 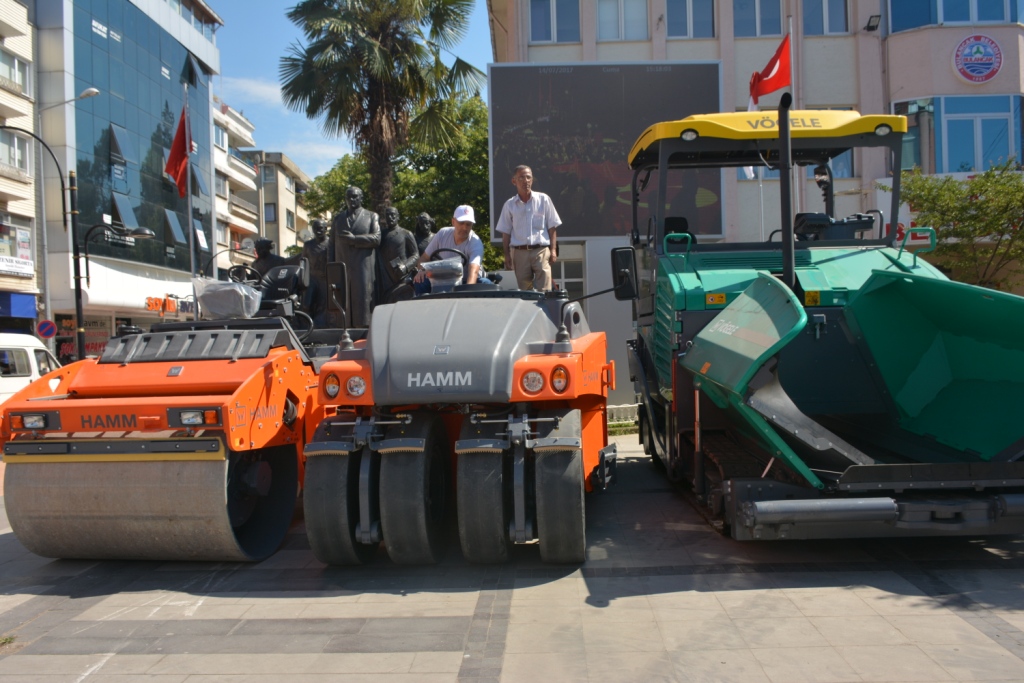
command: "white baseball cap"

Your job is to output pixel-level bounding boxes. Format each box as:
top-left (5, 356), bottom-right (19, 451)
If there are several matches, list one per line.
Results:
top-left (453, 205), bottom-right (476, 223)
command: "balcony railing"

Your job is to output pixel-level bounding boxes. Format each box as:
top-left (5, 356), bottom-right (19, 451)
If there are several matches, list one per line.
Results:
top-left (227, 147), bottom-right (257, 175)
top-left (0, 75), bottom-right (23, 96)
top-left (0, 161), bottom-right (29, 183)
top-left (229, 194), bottom-right (258, 215)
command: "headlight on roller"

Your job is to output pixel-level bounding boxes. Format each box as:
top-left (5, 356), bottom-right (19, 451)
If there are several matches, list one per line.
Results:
top-left (521, 370), bottom-right (545, 393)
top-left (324, 373), bottom-right (340, 398)
top-left (551, 366), bottom-right (569, 393)
top-left (179, 410), bottom-right (204, 426)
top-left (21, 414), bottom-right (47, 429)
top-left (346, 376), bottom-right (366, 397)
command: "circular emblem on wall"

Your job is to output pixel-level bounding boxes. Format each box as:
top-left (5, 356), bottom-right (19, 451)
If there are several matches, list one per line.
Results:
top-left (953, 35), bottom-right (1002, 84)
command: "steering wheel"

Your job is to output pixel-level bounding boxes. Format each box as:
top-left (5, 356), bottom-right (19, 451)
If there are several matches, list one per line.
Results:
top-left (431, 248), bottom-right (468, 271)
top-left (228, 265), bottom-right (262, 286)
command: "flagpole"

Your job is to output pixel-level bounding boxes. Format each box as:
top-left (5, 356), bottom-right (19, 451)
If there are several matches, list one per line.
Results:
top-left (183, 81), bottom-right (199, 318)
top-left (788, 15), bottom-right (803, 215)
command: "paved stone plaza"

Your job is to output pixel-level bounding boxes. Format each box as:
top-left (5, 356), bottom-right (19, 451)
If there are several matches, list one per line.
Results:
top-left (0, 436), bottom-right (1023, 682)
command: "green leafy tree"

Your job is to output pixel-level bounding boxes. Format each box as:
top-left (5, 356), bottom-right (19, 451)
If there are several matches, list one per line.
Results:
top-left (302, 153), bottom-right (371, 219)
top-left (280, 0), bottom-right (483, 209)
top-left (305, 96), bottom-right (502, 271)
top-left (898, 162), bottom-right (1024, 290)
top-left (392, 96), bottom-right (501, 271)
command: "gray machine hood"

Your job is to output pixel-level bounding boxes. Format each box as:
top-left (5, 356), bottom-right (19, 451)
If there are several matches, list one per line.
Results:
top-left (368, 298), bottom-right (562, 405)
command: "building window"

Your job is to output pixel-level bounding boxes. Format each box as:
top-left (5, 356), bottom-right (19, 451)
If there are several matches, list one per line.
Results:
top-left (0, 131), bottom-right (30, 174)
top-left (734, 0), bottom-right (782, 37)
top-left (216, 220), bottom-right (229, 245)
top-left (214, 125), bottom-right (227, 149)
top-left (889, 0), bottom-right (1010, 32)
top-left (265, 203), bottom-right (277, 222)
top-left (598, 0), bottom-right (648, 41)
top-left (286, 209), bottom-right (295, 230)
top-left (803, 0), bottom-right (848, 35)
top-left (215, 172), bottom-right (227, 198)
top-left (667, 0), bottom-right (715, 37)
top-left (530, 0), bottom-right (581, 42)
top-left (942, 0), bottom-right (1007, 22)
top-left (551, 245), bottom-right (585, 310)
top-left (895, 99), bottom-right (937, 174)
top-left (943, 96), bottom-right (1013, 172)
top-left (262, 165), bottom-right (276, 184)
top-left (0, 50), bottom-right (30, 96)
top-left (285, 175), bottom-right (295, 191)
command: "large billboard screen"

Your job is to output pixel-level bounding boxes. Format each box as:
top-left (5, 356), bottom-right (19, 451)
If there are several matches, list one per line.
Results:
top-left (489, 62), bottom-right (721, 239)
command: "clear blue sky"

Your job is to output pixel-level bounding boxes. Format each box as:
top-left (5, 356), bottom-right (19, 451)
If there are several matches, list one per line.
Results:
top-left (210, 0), bottom-right (492, 179)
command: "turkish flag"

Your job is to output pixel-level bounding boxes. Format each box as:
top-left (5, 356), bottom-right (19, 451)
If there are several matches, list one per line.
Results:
top-left (749, 35), bottom-right (791, 105)
top-left (164, 106), bottom-right (190, 198)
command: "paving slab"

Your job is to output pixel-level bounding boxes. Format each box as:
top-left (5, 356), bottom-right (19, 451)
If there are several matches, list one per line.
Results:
top-left (0, 436), bottom-right (1023, 681)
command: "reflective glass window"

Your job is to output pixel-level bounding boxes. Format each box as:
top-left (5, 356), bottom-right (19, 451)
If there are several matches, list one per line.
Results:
top-left (163, 208), bottom-right (187, 244)
top-left (0, 131), bottom-right (30, 173)
top-left (890, 0), bottom-right (938, 32)
top-left (667, 0), bottom-right (715, 37)
top-left (735, 0), bottom-right (782, 36)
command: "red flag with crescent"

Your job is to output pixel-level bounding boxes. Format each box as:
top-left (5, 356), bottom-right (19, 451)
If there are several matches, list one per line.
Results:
top-left (749, 35), bottom-right (791, 105)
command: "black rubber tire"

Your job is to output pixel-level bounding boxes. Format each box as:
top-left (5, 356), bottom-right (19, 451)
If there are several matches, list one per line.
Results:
top-left (457, 451), bottom-right (510, 563)
top-left (639, 409), bottom-right (652, 455)
top-left (303, 449), bottom-right (378, 565)
top-left (535, 449), bottom-right (586, 564)
top-left (379, 416), bottom-right (450, 564)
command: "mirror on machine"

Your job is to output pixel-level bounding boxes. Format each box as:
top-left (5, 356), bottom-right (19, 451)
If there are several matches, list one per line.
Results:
top-left (611, 247), bottom-right (639, 301)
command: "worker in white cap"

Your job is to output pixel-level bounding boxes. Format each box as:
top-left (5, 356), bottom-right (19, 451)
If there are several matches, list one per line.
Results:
top-left (413, 205), bottom-right (487, 294)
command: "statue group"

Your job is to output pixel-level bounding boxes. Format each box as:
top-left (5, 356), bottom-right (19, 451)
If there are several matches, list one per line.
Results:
top-left (253, 185), bottom-right (437, 329)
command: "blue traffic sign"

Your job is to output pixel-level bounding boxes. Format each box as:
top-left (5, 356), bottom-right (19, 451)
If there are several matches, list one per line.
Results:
top-left (37, 320), bottom-right (57, 339)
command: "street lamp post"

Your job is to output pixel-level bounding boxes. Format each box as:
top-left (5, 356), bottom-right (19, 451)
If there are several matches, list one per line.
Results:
top-left (71, 217), bottom-right (155, 358)
top-left (36, 88), bottom-right (101, 345)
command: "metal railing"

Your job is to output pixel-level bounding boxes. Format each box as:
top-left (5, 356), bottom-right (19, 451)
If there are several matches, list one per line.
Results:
top-left (0, 75), bottom-right (23, 96)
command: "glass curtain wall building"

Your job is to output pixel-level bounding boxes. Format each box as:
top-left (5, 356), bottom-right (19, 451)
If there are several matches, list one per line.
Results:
top-left (33, 0), bottom-right (221, 357)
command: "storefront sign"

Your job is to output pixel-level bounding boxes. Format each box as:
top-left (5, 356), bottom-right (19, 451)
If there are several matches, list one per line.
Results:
top-left (144, 296), bottom-right (195, 316)
top-left (0, 228), bottom-right (33, 278)
top-left (954, 35), bottom-right (1002, 84)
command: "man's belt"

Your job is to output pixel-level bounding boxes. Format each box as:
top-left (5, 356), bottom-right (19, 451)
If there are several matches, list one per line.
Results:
top-left (511, 244), bottom-right (547, 250)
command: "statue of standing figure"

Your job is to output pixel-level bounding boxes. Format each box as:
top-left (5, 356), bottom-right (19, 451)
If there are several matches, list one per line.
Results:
top-left (414, 212), bottom-right (436, 256)
top-left (330, 186), bottom-right (380, 328)
top-left (376, 207), bottom-right (419, 304)
top-left (301, 219), bottom-right (331, 326)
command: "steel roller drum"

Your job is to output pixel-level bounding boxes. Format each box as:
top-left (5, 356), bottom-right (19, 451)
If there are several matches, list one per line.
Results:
top-left (3, 446), bottom-right (297, 562)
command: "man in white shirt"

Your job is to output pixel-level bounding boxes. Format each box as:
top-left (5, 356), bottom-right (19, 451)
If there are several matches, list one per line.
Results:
top-left (495, 165), bottom-right (561, 291)
top-left (413, 205), bottom-right (486, 294)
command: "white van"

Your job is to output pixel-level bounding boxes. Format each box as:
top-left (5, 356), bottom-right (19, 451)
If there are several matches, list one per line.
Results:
top-left (0, 333), bottom-right (61, 404)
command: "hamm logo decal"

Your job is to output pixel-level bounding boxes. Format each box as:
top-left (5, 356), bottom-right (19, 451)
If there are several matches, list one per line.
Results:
top-left (80, 413), bottom-right (138, 429)
top-left (407, 371), bottom-right (472, 388)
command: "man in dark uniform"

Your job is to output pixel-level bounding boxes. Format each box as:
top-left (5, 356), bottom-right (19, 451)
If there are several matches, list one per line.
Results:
top-left (330, 186), bottom-right (380, 327)
top-left (302, 219), bottom-right (331, 326)
top-left (251, 238), bottom-right (287, 277)
top-left (376, 207), bottom-right (419, 304)
top-left (414, 212), bottom-right (435, 256)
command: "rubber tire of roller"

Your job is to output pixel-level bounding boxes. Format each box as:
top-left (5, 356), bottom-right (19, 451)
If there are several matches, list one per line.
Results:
top-left (457, 451), bottom-right (510, 563)
top-left (379, 417), bottom-right (449, 564)
top-left (303, 449), bottom-right (378, 565)
top-left (535, 449), bottom-right (586, 564)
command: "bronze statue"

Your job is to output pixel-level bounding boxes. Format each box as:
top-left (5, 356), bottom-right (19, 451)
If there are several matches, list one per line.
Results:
top-left (251, 238), bottom-right (287, 277)
top-left (302, 219), bottom-right (331, 325)
top-left (377, 207), bottom-right (419, 304)
top-left (414, 212), bottom-right (435, 256)
top-left (330, 186), bottom-right (380, 327)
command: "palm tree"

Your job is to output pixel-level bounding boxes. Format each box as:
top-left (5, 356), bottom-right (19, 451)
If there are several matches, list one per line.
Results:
top-left (280, 0), bottom-right (483, 209)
